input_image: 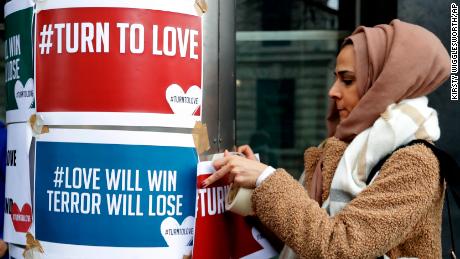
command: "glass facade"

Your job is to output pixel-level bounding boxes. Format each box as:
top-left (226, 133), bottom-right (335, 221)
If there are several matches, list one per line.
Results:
top-left (236, 0), bottom-right (350, 178)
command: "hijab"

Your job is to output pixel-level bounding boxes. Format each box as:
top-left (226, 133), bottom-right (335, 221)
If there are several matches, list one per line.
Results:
top-left (309, 19), bottom-right (451, 204)
top-left (327, 19), bottom-right (450, 142)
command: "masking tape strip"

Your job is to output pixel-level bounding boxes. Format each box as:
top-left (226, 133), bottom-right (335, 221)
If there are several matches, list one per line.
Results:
top-left (29, 114), bottom-right (49, 137)
top-left (192, 121), bottom-right (210, 155)
top-left (24, 232), bottom-right (45, 258)
top-left (194, 0), bottom-right (208, 16)
top-left (225, 184), bottom-right (254, 216)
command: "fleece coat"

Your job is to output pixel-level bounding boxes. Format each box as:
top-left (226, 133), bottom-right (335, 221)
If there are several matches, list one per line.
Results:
top-left (251, 137), bottom-right (444, 259)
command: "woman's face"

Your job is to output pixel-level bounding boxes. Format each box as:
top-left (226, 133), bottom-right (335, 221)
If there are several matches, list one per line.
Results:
top-left (328, 45), bottom-right (360, 121)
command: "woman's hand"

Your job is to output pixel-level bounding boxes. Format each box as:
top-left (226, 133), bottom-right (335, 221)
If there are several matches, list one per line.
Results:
top-left (202, 151), bottom-right (268, 189)
top-left (237, 145), bottom-right (257, 160)
top-left (0, 240), bottom-right (7, 257)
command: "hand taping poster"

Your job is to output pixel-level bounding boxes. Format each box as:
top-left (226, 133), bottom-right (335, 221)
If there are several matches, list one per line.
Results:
top-left (35, 0), bottom-right (203, 128)
top-left (193, 161), bottom-right (278, 259)
top-left (34, 129), bottom-right (198, 258)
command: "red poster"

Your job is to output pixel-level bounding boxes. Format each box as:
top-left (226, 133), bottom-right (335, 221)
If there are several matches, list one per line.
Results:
top-left (35, 1), bottom-right (202, 127)
top-left (194, 162), bottom-right (277, 259)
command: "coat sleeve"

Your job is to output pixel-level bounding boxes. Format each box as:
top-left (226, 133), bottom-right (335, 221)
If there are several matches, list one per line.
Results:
top-left (251, 143), bottom-right (443, 259)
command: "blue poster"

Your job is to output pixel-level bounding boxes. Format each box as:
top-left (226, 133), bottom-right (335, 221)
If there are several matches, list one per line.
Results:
top-left (34, 129), bottom-right (198, 258)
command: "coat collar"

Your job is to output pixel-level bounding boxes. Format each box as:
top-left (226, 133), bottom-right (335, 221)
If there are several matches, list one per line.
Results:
top-left (304, 137), bottom-right (348, 203)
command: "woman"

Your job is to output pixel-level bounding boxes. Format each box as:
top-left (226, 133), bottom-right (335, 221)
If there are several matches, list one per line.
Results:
top-left (203, 19), bottom-right (451, 258)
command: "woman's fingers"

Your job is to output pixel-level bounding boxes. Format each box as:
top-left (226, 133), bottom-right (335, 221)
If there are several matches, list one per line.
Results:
top-left (207, 154), bottom-right (239, 186)
top-left (203, 163), bottom-right (231, 187)
top-left (203, 155), bottom-right (268, 189)
top-left (237, 145), bottom-right (257, 160)
top-left (213, 156), bottom-right (230, 170)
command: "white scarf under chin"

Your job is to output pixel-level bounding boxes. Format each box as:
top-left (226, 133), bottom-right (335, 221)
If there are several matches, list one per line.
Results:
top-left (322, 96), bottom-right (440, 216)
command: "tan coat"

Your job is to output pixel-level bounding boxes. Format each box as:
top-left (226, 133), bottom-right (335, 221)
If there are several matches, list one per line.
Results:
top-left (251, 137), bottom-right (444, 259)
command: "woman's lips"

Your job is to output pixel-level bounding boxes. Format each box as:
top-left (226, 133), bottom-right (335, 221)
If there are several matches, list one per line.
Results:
top-left (338, 109), bottom-right (348, 117)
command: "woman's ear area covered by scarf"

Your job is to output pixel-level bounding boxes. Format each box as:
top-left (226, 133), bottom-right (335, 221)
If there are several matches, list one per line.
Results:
top-left (327, 19), bottom-right (451, 142)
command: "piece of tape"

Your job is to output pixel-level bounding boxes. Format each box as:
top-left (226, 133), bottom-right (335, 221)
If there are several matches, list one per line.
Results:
top-left (208, 151), bottom-right (244, 161)
top-left (194, 0), bottom-right (208, 16)
top-left (23, 232), bottom-right (44, 258)
top-left (28, 114), bottom-right (49, 137)
top-left (225, 184), bottom-right (255, 216)
top-left (192, 121), bottom-right (210, 155)
top-left (26, 122), bottom-right (33, 155)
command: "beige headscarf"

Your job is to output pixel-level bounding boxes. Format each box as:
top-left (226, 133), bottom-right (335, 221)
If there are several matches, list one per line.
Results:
top-left (327, 19), bottom-right (451, 141)
top-left (309, 19), bottom-right (451, 204)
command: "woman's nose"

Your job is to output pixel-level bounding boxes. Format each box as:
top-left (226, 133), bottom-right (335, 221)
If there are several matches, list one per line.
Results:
top-left (328, 81), bottom-right (341, 99)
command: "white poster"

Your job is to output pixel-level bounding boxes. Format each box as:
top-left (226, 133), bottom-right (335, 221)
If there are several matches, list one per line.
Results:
top-left (9, 243), bottom-right (25, 259)
top-left (4, 123), bottom-right (33, 245)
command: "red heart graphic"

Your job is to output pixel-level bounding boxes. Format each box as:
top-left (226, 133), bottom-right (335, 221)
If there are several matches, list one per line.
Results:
top-left (11, 202), bottom-right (32, 233)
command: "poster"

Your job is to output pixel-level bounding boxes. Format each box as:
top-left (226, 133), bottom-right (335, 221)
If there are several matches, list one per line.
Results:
top-left (35, 0), bottom-right (203, 128)
top-left (193, 161), bottom-right (232, 259)
top-left (34, 129), bottom-right (198, 258)
top-left (193, 161), bottom-right (277, 259)
top-left (4, 0), bottom-right (35, 123)
top-left (4, 123), bottom-right (33, 246)
top-left (9, 244), bottom-right (25, 259)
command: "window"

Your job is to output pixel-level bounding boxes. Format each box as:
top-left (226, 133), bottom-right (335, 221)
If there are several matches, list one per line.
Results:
top-left (236, 0), bottom-right (352, 177)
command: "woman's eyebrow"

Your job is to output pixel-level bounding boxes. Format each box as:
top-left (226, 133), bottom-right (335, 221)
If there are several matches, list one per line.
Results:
top-left (337, 70), bottom-right (356, 77)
